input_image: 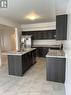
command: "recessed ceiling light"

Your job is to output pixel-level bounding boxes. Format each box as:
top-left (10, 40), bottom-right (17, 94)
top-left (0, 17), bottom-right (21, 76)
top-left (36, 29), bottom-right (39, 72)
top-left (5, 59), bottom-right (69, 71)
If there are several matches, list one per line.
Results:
top-left (25, 12), bottom-right (40, 20)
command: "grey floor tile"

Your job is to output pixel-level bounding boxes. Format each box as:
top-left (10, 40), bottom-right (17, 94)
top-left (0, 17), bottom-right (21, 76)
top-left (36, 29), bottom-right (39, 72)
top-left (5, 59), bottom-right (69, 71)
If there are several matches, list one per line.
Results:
top-left (0, 58), bottom-right (65, 95)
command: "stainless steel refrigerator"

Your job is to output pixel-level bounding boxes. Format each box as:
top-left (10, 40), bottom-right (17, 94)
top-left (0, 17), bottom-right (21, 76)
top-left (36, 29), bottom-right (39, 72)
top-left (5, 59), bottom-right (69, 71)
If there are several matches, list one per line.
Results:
top-left (20, 35), bottom-right (32, 50)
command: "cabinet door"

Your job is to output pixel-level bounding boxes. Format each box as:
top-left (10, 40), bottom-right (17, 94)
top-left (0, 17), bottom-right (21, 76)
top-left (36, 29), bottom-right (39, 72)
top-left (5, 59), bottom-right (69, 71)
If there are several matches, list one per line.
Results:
top-left (22, 30), bottom-right (56, 40)
top-left (46, 57), bottom-right (66, 83)
top-left (57, 58), bottom-right (66, 83)
top-left (8, 55), bottom-right (22, 76)
top-left (32, 50), bottom-right (36, 64)
top-left (32, 31), bottom-right (37, 40)
top-left (46, 57), bottom-right (58, 82)
top-left (22, 54), bottom-right (28, 73)
top-left (56, 14), bottom-right (67, 40)
top-left (27, 52), bottom-right (32, 66)
top-left (42, 31), bottom-right (47, 39)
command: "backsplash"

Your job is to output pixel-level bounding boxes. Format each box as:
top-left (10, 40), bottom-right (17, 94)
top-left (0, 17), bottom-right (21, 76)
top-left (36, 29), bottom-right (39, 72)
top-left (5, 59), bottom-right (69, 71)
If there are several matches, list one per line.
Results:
top-left (33, 40), bottom-right (62, 46)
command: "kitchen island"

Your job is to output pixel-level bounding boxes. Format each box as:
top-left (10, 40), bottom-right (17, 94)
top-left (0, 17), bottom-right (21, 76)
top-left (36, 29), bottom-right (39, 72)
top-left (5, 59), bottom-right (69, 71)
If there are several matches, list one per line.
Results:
top-left (46, 50), bottom-right (66, 83)
top-left (3, 48), bottom-right (36, 76)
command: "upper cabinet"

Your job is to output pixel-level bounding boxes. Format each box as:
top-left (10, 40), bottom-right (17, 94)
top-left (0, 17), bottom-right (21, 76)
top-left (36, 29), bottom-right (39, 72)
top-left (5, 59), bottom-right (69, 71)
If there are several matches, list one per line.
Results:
top-left (56, 14), bottom-right (67, 40)
top-left (22, 30), bottom-right (56, 40)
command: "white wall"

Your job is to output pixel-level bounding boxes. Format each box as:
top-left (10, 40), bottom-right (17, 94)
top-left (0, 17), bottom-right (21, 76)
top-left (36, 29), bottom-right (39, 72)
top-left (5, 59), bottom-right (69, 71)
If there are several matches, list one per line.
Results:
top-left (15, 27), bottom-right (22, 51)
top-left (64, 0), bottom-right (71, 95)
top-left (21, 22), bottom-right (56, 31)
top-left (0, 31), bottom-right (1, 66)
top-left (33, 40), bottom-right (62, 46)
top-left (0, 25), bottom-right (16, 51)
top-left (0, 17), bottom-right (20, 27)
top-left (0, 25), bottom-right (17, 66)
top-left (0, 17), bottom-right (21, 66)
top-left (0, 17), bottom-right (21, 50)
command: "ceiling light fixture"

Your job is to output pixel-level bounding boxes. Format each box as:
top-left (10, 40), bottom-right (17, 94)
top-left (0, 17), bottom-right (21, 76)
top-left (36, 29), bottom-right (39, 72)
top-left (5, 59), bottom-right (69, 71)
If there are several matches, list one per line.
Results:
top-left (25, 12), bottom-right (40, 20)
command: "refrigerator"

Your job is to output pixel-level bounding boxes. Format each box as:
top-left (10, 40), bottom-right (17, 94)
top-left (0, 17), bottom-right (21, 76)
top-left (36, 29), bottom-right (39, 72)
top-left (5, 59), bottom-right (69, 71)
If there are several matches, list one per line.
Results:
top-left (21, 35), bottom-right (32, 50)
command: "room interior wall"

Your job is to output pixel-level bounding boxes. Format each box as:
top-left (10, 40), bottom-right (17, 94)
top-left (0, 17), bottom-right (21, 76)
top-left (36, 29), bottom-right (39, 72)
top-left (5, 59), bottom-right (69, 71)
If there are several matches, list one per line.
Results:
top-left (64, 0), bottom-right (71, 95)
top-left (15, 27), bottom-right (22, 51)
top-left (0, 24), bottom-right (16, 66)
top-left (0, 17), bottom-right (20, 27)
top-left (0, 31), bottom-right (1, 66)
top-left (33, 40), bottom-right (62, 46)
top-left (21, 22), bottom-right (56, 31)
top-left (0, 17), bottom-right (21, 66)
top-left (64, 14), bottom-right (71, 95)
top-left (0, 25), bottom-right (16, 51)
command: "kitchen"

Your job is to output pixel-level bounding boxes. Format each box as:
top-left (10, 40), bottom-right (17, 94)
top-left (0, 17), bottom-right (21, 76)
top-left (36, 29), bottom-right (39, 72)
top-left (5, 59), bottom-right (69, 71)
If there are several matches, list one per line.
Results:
top-left (0, 0), bottom-right (71, 95)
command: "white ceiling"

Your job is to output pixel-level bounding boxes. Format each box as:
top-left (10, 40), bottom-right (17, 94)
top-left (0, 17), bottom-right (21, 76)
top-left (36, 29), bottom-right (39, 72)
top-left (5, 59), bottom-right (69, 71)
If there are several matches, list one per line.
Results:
top-left (0, 0), bottom-right (69, 24)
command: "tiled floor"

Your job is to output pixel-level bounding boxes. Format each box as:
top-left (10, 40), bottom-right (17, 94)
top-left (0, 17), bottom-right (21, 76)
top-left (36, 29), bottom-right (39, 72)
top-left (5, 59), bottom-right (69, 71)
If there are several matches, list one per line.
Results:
top-left (0, 58), bottom-right (65, 95)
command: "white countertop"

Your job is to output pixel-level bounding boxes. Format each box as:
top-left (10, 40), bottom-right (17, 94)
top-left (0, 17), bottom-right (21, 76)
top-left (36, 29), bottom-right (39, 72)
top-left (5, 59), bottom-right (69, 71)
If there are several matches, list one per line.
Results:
top-left (2, 48), bottom-right (36, 56)
top-left (46, 50), bottom-right (65, 58)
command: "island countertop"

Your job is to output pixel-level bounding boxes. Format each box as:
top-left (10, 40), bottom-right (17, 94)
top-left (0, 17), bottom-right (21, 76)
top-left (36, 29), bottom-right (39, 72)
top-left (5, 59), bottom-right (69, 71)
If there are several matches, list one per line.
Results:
top-left (46, 50), bottom-right (65, 58)
top-left (2, 48), bottom-right (36, 56)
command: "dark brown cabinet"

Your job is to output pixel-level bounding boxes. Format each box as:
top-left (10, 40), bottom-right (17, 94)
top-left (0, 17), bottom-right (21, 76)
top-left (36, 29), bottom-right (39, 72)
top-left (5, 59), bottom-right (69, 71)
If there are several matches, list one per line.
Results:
top-left (46, 57), bottom-right (66, 83)
top-left (22, 30), bottom-right (56, 40)
top-left (31, 49), bottom-right (36, 64)
top-left (56, 14), bottom-right (67, 40)
top-left (8, 49), bottom-right (36, 76)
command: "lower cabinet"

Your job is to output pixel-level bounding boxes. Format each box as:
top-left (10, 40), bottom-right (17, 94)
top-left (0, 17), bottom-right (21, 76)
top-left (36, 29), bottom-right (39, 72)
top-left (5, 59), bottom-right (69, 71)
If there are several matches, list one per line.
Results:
top-left (46, 57), bottom-right (66, 83)
top-left (31, 49), bottom-right (36, 64)
top-left (8, 49), bottom-right (36, 76)
top-left (22, 52), bottom-right (32, 74)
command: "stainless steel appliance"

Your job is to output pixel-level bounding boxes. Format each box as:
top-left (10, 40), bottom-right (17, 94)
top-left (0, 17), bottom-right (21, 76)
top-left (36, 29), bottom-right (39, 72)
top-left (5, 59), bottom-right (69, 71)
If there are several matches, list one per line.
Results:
top-left (20, 35), bottom-right (32, 50)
